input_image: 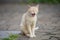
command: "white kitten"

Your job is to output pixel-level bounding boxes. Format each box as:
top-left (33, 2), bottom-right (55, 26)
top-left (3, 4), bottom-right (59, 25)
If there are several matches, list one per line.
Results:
top-left (20, 5), bottom-right (39, 37)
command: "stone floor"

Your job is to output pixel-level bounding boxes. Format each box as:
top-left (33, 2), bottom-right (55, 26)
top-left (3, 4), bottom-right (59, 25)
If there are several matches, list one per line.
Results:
top-left (0, 4), bottom-right (60, 40)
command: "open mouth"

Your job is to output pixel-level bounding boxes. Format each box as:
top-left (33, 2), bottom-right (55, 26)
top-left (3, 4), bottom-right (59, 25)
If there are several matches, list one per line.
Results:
top-left (31, 13), bottom-right (35, 16)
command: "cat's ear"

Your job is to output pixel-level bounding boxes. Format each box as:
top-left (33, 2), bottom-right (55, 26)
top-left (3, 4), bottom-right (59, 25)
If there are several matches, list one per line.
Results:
top-left (36, 4), bottom-right (39, 8)
top-left (27, 5), bottom-right (31, 8)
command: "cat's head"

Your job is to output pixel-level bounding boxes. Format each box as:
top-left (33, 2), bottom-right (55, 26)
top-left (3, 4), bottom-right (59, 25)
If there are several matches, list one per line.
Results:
top-left (27, 5), bottom-right (39, 17)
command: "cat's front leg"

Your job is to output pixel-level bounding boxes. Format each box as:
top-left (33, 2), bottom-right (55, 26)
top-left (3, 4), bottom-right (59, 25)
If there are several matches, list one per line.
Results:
top-left (26, 24), bottom-right (33, 37)
top-left (32, 22), bottom-right (36, 37)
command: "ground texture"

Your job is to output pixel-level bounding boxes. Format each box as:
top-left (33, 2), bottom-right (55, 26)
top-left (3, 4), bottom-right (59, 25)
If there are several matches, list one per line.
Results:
top-left (0, 4), bottom-right (60, 40)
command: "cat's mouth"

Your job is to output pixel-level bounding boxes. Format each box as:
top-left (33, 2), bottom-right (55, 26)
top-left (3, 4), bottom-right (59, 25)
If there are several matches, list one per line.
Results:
top-left (31, 13), bottom-right (35, 17)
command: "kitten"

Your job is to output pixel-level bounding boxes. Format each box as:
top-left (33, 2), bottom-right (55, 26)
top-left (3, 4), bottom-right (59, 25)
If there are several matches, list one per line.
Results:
top-left (20, 5), bottom-right (39, 37)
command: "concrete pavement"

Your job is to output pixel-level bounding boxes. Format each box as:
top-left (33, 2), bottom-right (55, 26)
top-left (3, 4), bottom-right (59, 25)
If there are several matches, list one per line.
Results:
top-left (0, 4), bottom-right (60, 40)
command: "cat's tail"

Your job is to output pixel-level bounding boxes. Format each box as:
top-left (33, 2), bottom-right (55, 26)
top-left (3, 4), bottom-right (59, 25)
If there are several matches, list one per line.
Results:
top-left (35, 27), bottom-right (39, 30)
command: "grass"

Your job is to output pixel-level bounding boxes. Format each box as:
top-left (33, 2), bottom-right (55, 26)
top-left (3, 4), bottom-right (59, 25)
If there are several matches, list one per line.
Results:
top-left (2, 34), bottom-right (20, 40)
top-left (27, 0), bottom-right (60, 4)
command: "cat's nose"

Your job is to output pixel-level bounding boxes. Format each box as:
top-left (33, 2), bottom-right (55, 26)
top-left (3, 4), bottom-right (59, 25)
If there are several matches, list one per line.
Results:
top-left (32, 13), bottom-right (35, 15)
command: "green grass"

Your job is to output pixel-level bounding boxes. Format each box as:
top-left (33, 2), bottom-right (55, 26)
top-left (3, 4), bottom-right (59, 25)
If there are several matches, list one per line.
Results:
top-left (2, 34), bottom-right (19, 40)
top-left (27, 0), bottom-right (60, 4)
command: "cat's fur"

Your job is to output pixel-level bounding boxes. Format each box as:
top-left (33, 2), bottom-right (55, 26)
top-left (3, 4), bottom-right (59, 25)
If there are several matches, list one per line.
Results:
top-left (20, 5), bottom-right (39, 37)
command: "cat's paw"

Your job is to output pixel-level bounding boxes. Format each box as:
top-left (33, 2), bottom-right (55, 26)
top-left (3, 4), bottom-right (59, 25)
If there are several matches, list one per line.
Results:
top-left (30, 35), bottom-right (33, 38)
top-left (26, 34), bottom-right (33, 38)
top-left (33, 34), bottom-right (36, 37)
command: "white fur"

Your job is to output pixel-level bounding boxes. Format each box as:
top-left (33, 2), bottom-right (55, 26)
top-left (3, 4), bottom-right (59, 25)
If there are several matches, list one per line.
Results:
top-left (20, 5), bottom-right (39, 37)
